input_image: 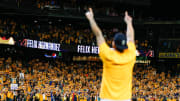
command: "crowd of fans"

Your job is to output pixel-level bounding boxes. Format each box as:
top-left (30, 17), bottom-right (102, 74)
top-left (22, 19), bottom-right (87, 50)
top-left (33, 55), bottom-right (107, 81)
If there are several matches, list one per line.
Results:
top-left (0, 2), bottom-right (179, 101)
top-left (0, 57), bottom-right (102, 101)
top-left (132, 64), bottom-right (180, 101)
top-left (0, 17), bottom-right (153, 51)
top-left (0, 57), bottom-right (179, 101)
top-left (2, 15), bottom-right (178, 100)
top-left (0, 17), bottom-right (126, 46)
top-left (0, 18), bottom-right (99, 45)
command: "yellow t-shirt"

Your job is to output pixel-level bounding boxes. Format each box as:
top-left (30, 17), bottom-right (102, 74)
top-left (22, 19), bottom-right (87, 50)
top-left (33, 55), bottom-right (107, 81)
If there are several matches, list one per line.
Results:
top-left (99, 42), bottom-right (136, 100)
top-left (28, 86), bottom-right (31, 92)
top-left (7, 91), bottom-right (13, 99)
top-left (39, 94), bottom-right (43, 101)
top-left (0, 85), bottom-right (2, 91)
top-left (172, 99), bottom-right (177, 101)
top-left (0, 93), bottom-right (7, 100)
top-left (35, 93), bottom-right (41, 100)
top-left (167, 99), bottom-right (172, 101)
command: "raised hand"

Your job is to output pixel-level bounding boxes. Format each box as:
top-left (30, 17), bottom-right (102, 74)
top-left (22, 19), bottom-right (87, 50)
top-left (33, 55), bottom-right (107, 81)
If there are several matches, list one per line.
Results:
top-left (124, 11), bottom-right (133, 24)
top-left (85, 8), bottom-right (94, 21)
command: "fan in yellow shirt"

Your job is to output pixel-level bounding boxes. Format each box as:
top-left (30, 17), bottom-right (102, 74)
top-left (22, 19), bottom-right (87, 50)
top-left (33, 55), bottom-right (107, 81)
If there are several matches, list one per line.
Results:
top-left (35, 92), bottom-right (42, 101)
top-left (42, 93), bottom-right (48, 101)
top-left (85, 8), bottom-right (136, 100)
top-left (0, 91), bottom-right (7, 101)
top-left (7, 91), bottom-right (14, 100)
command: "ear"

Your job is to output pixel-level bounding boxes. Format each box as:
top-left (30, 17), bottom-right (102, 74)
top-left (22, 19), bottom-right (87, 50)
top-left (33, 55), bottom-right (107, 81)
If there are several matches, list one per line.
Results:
top-left (112, 41), bottom-right (116, 48)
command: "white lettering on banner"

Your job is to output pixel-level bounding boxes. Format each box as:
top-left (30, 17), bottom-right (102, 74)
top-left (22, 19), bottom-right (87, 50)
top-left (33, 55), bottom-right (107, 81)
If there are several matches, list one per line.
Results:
top-left (53, 43), bottom-right (56, 51)
top-left (34, 40), bottom-right (38, 48)
top-left (77, 45), bottom-right (81, 53)
top-left (43, 42), bottom-right (47, 49)
top-left (81, 46), bottom-right (85, 53)
top-left (77, 45), bottom-right (91, 53)
top-left (92, 46), bottom-right (99, 54)
top-left (27, 40), bottom-right (33, 48)
top-left (26, 39), bottom-right (61, 51)
top-left (48, 43), bottom-right (53, 50)
top-left (97, 46), bottom-right (99, 54)
top-left (56, 44), bottom-right (60, 51)
top-left (77, 45), bottom-right (99, 54)
top-left (45, 42), bottom-right (48, 49)
top-left (82, 46), bottom-right (84, 53)
top-left (85, 45), bottom-right (91, 53)
top-left (38, 41), bottom-right (43, 49)
top-left (41, 41), bottom-right (45, 49)
top-left (86, 46), bottom-right (90, 53)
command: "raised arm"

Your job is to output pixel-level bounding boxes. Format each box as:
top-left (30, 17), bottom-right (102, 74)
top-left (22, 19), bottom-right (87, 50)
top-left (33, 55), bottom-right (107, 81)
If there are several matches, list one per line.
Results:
top-left (85, 8), bottom-right (105, 46)
top-left (124, 11), bottom-right (135, 43)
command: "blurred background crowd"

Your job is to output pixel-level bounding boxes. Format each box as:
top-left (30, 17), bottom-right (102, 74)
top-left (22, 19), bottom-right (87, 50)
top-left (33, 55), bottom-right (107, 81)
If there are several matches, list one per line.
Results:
top-left (0, 0), bottom-right (180, 101)
top-left (0, 17), bottom-right (153, 52)
top-left (0, 57), bottom-right (179, 101)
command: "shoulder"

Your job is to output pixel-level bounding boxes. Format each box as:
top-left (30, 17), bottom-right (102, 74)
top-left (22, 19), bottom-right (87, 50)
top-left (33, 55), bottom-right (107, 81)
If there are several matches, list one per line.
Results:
top-left (99, 42), bottom-right (112, 53)
top-left (99, 42), bottom-right (109, 49)
top-left (127, 42), bottom-right (136, 51)
top-left (124, 42), bottom-right (136, 58)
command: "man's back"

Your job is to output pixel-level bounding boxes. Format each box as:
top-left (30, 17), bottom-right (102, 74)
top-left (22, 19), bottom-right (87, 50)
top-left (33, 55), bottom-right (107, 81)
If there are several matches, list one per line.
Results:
top-left (99, 42), bottom-right (136, 100)
top-left (85, 8), bottom-right (135, 100)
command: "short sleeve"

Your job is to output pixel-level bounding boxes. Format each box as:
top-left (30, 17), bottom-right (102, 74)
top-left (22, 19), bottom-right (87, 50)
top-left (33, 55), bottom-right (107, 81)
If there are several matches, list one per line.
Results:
top-left (127, 42), bottom-right (136, 57)
top-left (99, 42), bottom-right (112, 61)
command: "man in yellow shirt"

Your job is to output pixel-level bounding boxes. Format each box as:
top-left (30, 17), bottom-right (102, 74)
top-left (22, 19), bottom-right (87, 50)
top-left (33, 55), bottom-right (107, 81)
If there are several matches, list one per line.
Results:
top-left (85, 8), bottom-right (136, 101)
top-left (0, 90), bottom-right (7, 101)
top-left (7, 91), bottom-right (14, 101)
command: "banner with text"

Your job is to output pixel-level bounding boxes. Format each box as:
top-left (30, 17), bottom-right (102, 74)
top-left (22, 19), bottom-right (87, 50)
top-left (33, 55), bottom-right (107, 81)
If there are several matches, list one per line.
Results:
top-left (20, 39), bottom-right (61, 51)
top-left (19, 39), bottom-right (154, 56)
top-left (159, 53), bottom-right (180, 58)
